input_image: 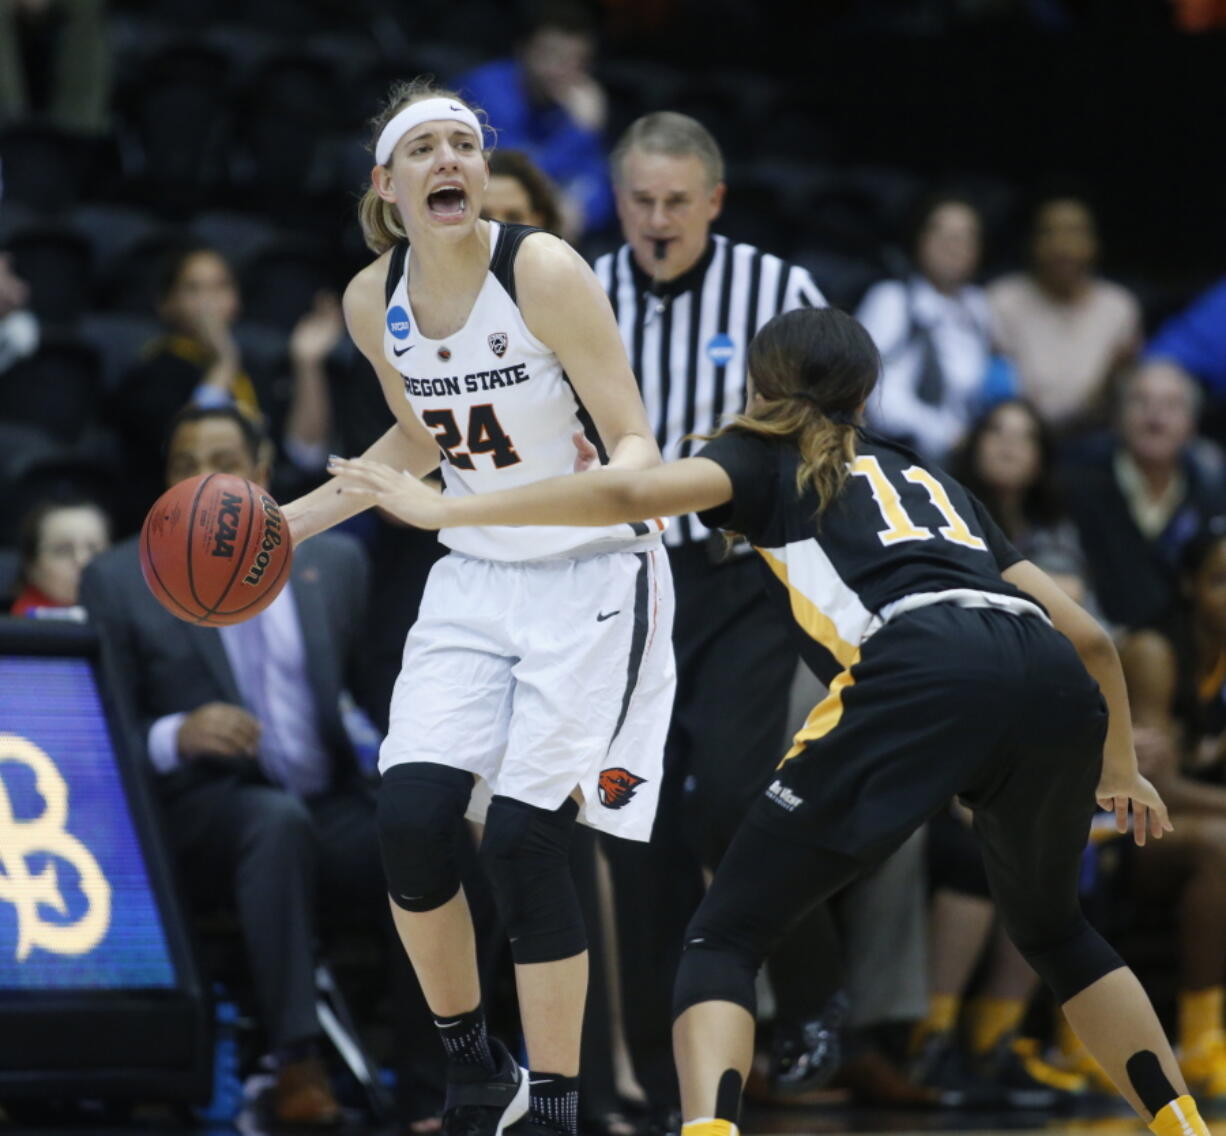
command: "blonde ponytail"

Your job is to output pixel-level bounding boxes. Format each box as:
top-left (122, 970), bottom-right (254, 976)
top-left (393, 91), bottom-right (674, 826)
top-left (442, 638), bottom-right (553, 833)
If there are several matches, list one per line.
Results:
top-left (358, 185), bottom-right (407, 255)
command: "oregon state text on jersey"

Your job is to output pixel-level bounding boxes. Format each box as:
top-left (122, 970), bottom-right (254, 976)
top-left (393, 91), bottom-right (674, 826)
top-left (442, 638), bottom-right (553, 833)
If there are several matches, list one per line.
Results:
top-left (696, 427), bottom-right (1043, 685)
top-left (383, 222), bottom-right (663, 563)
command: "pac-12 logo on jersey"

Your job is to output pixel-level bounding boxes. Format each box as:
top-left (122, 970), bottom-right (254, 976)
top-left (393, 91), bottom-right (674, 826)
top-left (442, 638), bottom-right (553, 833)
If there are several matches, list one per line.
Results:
top-left (598, 767), bottom-right (647, 809)
top-left (488, 332), bottom-right (508, 358)
top-left (707, 333), bottom-right (735, 366)
top-left (387, 305), bottom-right (411, 340)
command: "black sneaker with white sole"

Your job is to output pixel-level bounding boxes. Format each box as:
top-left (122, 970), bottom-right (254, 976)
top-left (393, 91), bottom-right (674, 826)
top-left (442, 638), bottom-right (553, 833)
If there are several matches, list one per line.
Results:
top-left (443, 1038), bottom-right (530, 1136)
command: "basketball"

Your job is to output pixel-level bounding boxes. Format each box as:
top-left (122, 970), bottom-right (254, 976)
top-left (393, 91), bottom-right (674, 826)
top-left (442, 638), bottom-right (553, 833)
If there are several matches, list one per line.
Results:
top-left (139, 473), bottom-right (293, 626)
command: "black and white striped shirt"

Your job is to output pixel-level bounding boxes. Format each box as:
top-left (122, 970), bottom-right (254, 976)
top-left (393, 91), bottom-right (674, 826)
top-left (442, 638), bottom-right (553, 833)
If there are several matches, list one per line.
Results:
top-left (594, 234), bottom-right (826, 547)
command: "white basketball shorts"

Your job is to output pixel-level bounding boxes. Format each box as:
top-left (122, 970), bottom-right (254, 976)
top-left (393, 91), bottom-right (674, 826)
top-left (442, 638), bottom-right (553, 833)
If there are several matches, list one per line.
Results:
top-left (379, 547), bottom-right (676, 842)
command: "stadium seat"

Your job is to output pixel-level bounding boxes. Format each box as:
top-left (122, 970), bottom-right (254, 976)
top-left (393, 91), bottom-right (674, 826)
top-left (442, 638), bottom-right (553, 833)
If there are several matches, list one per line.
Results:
top-left (0, 448), bottom-right (121, 549)
top-left (117, 41), bottom-right (233, 212)
top-left (0, 124), bottom-right (84, 215)
top-left (102, 228), bottom-right (193, 315)
top-left (232, 319), bottom-right (290, 380)
top-left (5, 225), bottom-right (94, 326)
top-left (73, 204), bottom-right (167, 293)
top-left (793, 248), bottom-right (886, 312)
top-left (718, 176), bottom-right (796, 255)
top-left (796, 182), bottom-right (888, 262)
top-left (752, 86), bottom-right (842, 163)
top-left (0, 546), bottom-right (19, 609)
top-left (0, 335), bottom-right (104, 444)
top-left (231, 51), bottom-right (342, 203)
top-left (239, 240), bottom-right (339, 332)
top-left (596, 60), bottom-right (686, 139)
top-left (77, 313), bottom-right (162, 392)
top-left (188, 210), bottom-right (284, 274)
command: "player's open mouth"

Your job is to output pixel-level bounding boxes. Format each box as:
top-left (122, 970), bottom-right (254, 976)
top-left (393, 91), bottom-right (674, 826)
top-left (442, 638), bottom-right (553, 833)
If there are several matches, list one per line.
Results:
top-left (428, 185), bottom-right (468, 220)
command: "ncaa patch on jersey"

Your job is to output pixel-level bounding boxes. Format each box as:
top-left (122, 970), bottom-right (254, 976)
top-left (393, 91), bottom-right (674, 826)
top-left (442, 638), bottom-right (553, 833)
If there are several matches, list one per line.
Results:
top-left (387, 305), bottom-right (411, 340)
top-left (488, 331), bottom-right (508, 358)
top-left (707, 333), bottom-right (735, 366)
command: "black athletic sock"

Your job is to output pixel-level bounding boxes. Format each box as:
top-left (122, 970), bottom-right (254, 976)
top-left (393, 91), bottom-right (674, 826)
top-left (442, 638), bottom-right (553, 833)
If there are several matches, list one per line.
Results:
top-left (528, 1072), bottom-right (579, 1135)
top-left (434, 1005), bottom-right (496, 1074)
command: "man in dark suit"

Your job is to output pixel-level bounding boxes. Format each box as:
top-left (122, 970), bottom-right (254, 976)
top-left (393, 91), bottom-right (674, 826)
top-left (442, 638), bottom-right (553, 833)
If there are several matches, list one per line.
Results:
top-left (1065, 360), bottom-right (1226, 632)
top-left (79, 404), bottom-right (436, 1129)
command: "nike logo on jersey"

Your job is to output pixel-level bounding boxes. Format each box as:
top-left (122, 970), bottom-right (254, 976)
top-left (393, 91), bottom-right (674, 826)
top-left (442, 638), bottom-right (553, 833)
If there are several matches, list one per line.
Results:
top-left (596, 610), bottom-right (620, 622)
top-left (393, 344), bottom-right (414, 357)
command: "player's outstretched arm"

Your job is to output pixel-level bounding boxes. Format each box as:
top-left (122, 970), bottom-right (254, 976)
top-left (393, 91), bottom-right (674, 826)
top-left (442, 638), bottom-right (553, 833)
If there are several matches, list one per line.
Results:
top-left (282, 261), bottom-right (441, 544)
top-left (1003, 559), bottom-right (1172, 846)
top-left (328, 454), bottom-right (733, 531)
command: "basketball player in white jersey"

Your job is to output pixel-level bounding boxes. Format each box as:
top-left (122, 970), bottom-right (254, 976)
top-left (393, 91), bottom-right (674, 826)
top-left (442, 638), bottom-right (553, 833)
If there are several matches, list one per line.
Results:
top-left (281, 79), bottom-right (675, 1136)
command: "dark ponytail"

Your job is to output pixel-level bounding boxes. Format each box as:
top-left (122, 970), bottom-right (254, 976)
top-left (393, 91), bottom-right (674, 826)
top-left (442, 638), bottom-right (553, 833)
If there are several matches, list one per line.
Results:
top-left (717, 308), bottom-right (881, 512)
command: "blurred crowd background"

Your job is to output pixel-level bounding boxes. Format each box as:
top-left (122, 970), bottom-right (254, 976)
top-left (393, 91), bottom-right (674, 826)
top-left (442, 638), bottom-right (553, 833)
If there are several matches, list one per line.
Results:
top-left (5, 0), bottom-right (1226, 1132)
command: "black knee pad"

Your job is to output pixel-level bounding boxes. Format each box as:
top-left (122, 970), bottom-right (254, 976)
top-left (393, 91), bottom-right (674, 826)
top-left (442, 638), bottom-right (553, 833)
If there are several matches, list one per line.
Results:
top-left (1017, 917), bottom-right (1124, 1003)
top-left (672, 933), bottom-right (760, 1020)
top-left (478, 795), bottom-right (585, 964)
top-left (377, 763), bottom-right (472, 912)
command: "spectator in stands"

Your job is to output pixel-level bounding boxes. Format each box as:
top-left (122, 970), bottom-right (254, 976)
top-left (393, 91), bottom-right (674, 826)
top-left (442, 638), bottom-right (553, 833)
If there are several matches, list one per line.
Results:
top-left (1146, 277), bottom-right (1226, 445)
top-left (0, 248), bottom-right (38, 375)
top-left (484, 147), bottom-right (565, 236)
top-left (858, 193), bottom-right (1001, 463)
top-left (1063, 361), bottom-right (1226, 631)
top-left (1118, 518), bottom-right (1226, 1100)
top-left (953, 399), bottom-right (1092, 601)
top-left (108, 244), bottom-right (341, 535)
top-left (80, 405), bottom-right (440, 1130)
top-left (9, 497), bottom-right (108, 615)
top-left (0, 0), bottom-right (110, 134)
top-left (989, 196), bottom-right (1141, 434)
top-left (455, 0), bottom-right (614, 241)
top-left (1147, 277), bottom-right (1226, 397)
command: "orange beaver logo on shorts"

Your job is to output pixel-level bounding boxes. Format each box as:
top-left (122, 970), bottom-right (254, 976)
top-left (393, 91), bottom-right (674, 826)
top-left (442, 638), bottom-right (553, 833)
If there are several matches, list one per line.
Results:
top-left (598, 767), bottom-right (647, 809)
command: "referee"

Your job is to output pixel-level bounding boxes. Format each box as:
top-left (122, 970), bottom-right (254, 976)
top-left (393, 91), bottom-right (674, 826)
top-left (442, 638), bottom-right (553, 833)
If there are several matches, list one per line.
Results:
top-left (592, 112), bottom-right (829, 1125)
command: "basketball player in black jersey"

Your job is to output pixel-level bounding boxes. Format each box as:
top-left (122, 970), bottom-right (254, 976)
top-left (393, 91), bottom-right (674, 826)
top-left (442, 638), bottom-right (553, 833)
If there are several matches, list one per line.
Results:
top-left (333, 304), bottom-right (1208, 1136)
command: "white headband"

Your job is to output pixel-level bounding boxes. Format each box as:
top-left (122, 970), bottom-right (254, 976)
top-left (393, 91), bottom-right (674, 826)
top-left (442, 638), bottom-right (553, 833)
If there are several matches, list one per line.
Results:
top-left (376, 98), bottom-right (484, 166)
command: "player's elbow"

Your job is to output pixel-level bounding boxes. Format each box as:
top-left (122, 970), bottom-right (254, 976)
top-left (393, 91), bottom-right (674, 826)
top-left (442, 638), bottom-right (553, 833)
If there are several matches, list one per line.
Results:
top-left (1069, 616), bottom-right (1116, 667)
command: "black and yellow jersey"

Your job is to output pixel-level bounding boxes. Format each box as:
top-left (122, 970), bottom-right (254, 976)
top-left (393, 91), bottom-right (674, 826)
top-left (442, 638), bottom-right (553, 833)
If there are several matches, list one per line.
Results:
top-left (697, 426), bottom-right (1038, 685)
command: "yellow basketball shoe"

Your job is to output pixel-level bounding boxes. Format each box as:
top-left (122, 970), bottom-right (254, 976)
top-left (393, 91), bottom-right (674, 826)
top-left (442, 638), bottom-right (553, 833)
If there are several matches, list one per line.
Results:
top-left (1179, 1032), bottom-right (1226, 1099)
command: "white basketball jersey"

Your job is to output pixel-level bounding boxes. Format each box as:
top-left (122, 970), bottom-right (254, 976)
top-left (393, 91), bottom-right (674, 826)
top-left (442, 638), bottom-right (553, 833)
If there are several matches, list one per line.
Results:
top-left (382, 222), bottom-right (663, 562)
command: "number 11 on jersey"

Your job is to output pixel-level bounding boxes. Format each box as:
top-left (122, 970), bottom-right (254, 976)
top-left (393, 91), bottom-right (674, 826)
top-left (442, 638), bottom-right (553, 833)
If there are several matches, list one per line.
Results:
top-left (850, 455), bottom-right (986, 550)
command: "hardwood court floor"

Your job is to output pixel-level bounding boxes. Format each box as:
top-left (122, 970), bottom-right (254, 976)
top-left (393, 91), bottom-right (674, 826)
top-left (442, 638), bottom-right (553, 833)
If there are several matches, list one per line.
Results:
top-left (8, 1087), bottom-right (1222, 1136)
top-left (0, 1106), bottom-right (1186, 1136)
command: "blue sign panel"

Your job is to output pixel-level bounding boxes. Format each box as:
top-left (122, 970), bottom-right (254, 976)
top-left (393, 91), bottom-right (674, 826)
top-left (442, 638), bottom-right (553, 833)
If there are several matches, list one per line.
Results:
top-left (0, 657), bottom-right (176, 989)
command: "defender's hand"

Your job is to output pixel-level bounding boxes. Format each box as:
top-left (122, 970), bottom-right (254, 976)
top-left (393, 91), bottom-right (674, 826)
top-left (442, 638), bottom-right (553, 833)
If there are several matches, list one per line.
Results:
top-left (1096, 771), bottom-right (1172, 846)
top-left (328, 456), bottom-right (449, 531)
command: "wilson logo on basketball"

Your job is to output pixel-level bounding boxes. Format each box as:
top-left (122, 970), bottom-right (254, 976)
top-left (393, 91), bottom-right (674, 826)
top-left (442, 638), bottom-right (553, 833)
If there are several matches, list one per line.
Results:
top-left (488, 332), bottom-right (508, 358)
top-left (242, 497), bottom-right (285, 586)
top-left (211, 491), bottom-right (244, 558)
top-left (598, 767), bottom-right (647, 809)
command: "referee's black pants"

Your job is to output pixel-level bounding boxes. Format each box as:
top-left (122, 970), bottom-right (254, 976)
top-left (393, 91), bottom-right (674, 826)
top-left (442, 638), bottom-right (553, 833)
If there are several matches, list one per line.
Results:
top-left (601, 545), bottom-right (800, 1114)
